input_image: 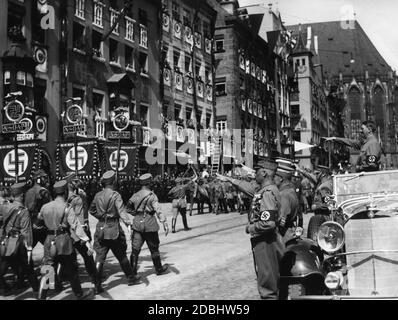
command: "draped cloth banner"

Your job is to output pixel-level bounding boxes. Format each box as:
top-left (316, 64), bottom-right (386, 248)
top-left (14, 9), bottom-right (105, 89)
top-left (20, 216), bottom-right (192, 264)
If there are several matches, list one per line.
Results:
top-left (103, 143), bottom-right (138, 177)
top-left (56, 139), bottom-right (99, 179)
top-left (0, 141), bottom-right (41, 185)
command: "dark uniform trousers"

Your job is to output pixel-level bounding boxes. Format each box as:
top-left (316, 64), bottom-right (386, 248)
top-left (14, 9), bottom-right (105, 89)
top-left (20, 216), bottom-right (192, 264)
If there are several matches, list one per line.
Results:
top-left (74, 239), bottom-right (96, 280)
top-left (251, 232), bottom-right (284, 299)
top-left (0, 245), bottom-right (39, 292)
top-left (131, 231), bottom-right (160, 260)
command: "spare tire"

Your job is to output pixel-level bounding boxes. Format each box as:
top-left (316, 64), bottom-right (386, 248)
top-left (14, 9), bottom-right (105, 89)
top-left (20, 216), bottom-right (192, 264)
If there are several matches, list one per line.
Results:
top-left (307, 215), bottom-right (328, 242)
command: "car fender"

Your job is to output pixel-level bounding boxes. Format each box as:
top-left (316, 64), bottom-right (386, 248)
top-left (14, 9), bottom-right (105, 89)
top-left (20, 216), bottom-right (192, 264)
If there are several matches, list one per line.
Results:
top-left (280, 238), bottom-right (325, 278)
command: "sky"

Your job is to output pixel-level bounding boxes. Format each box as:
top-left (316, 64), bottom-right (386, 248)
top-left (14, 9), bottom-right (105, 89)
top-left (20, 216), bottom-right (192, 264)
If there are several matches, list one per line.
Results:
top-left (239, 0), bottom-right (398, 72)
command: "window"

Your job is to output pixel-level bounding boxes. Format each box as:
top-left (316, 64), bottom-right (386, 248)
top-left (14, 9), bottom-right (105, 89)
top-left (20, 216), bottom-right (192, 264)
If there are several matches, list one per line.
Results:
top-left (75, 0), bottom-right (85, 19)
top-left (215, 82), bottom-right (226, 96)
top-left (73, 22), bottom-right (85, 52)
top-left (125, 16), bottom-right (135, 42)
top-left (125, 46), bottom-right (135, 71)
top-left (185, 54), bottom-right (192, 73)
top-left (138, 9), bottom-right (148, 26)
top-left (172, 2), bottom-right (180, 20)
top-left (215, 40), bottom-right (224, 52)
top-left (16, 71), bottom-right (26, 86)
top-left (195, 62), bottom-right (202, 79)
top-left (26, 73), bottom-right (33, 87)
top-left (93, 92), bottom-right (104, 115)
top-left (139, 25), bottom-right (148, 48)
top-left (194, 17), bottom-right (201, 32)
top-left (205, 68), bottom-right (212, 84)
top-left (93, 0), bottom-right (105, 28)
top-left (203, 21), bottom-right (210, 37)
top-left (109, 0), bottom-right (118, 10)
top-left (183, 8), bottom-right (191, 25)
top-left (109, 39), bottom-right (119, 63)
top-left (139, 52), bottom-right (148, 74)
top-left (92, 30), bottom-right (104, 59)
top-left (72, 87), bottom-right (85, 113)
top-left (4, 71), bottom-right (10, 84)
top-left (110, 8), bottom-right (120, 35)
top-left (8, 7), bottom-right (25, 38)
top-left (216, 121), bottom-right (227, 133)
top-left (140, 105), bottom-right (149, 126)
top-left (173, 50), bottom-right (181, 70)
top-left (302, 59), bottom-right (306, 66)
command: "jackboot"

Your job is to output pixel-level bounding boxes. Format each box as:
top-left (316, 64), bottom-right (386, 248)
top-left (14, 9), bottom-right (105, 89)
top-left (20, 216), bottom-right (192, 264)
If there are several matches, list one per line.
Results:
top-left (171, 217), bottom-right (177, 233)
top-left (152, 254), bottom-right (168, 275)
top-left (181, 214), bottom-right (191, 231)
top-left (94, 262), bottom-right (104, 294)
top-left (120, 257), bottom-right (141, 286)
top-left (128, 252), bottom-right (142, 285)
top-left (76, 288), bottom-right (94, 300)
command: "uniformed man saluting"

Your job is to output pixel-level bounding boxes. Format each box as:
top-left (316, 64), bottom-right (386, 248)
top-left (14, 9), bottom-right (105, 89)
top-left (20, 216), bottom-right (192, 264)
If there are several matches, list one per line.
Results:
top-left (324, 120), bottom-right (382, 172)
top-left (0, 182), bottom-right (39, 296)
top-left (216, 160), bottom-right (285, 299)
top-left (127, 173), bottom-right (169, 280)
top-left (38, 180), bottom-right (94, 300)
top-left (89, 170), bottom-right (138, 291)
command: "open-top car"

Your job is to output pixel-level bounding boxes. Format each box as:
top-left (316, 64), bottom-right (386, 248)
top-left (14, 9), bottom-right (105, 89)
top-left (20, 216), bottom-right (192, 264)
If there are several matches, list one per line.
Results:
top-left (279, 170), bottom-right (398, 299)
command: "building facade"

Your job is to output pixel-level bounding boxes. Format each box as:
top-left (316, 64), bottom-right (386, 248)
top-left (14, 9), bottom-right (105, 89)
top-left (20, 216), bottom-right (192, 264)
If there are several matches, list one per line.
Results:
top-left (159, 0), bottom-right (217, 174)
top-left (0, 0), bottom-right (162, 182)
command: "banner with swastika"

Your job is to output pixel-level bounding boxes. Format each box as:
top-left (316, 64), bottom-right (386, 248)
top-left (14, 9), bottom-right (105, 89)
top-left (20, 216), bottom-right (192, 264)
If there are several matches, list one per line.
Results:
top-left (57, 140), bottom-right (98, 178)
top-left (0, 142), bottom-right (39, 183)
top-left (103, 143), bottom-right (137, 177)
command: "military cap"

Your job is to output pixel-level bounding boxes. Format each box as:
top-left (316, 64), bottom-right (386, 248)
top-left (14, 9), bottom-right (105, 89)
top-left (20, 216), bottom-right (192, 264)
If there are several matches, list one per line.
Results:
top-left (254, 160), bottom-right (278, 171)
top-left (10, 182), bottom-right (26, 196)
top-left (276, 162), bottom-right (295, 178)
top-left (33, 169), bottom-right (47, 179)
top-left (102, 170), bottom-right (116, 184)
top-left (139, 173), bottom-right (153, 185)
top-left (53, 180), bottom-right (68, 194)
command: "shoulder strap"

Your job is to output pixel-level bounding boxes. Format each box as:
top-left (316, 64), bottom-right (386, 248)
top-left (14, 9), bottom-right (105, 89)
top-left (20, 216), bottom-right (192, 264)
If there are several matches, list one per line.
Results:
top-left (2, 206), bottom-right (24, 233)
top-left (136, 192), bottom-right (153, 212)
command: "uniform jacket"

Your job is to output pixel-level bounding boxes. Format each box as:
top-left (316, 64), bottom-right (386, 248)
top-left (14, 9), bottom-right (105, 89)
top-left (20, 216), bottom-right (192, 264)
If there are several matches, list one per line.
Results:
top-left (38, 197), bottom-right (89, 244)
top-left (335, 135), bottom-right (382, 172)
top-left (0, 200), bottom-right (33, 248)
top-left (279, 181), bottom-right (299, 227)
top-left (247, 180), bottom-right (281, 238)
top-left (313, 177), bottom-right (333, 210)
top-left (89, 187), bottom-right (131, 226)
top-left (128, 189), bottom-right (166, 233)
top-left (24, 184), bottom-right (51, 218)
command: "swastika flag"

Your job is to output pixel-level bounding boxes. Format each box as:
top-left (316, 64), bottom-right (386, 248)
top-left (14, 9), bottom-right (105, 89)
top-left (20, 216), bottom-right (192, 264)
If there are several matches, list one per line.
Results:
top-left (104, 143), bottom-right (137, 177)
top-left (0, 142), bottom-right (39, 183)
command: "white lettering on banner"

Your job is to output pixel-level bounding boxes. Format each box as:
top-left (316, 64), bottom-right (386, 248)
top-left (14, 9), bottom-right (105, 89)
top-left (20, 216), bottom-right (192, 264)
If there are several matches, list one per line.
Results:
top-left (109, 150), bottom-right (128, 171)
top-left (3, 149), bottom-right (29, 177)
top-left (65, 146), bottom-right (88, 171)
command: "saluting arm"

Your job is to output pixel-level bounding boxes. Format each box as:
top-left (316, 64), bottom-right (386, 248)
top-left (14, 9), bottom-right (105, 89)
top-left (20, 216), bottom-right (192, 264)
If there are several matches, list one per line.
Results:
top-left (332, 137), bottom-right (361, 150)
top-left (295, 167), bottom-right (318, 186)
top-left (215, 174), bottom-right (255, 198)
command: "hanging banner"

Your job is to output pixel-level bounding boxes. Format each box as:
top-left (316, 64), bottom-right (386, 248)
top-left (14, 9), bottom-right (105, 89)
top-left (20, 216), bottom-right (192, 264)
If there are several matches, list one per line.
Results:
top-left (0, 141), bottom-right (40, 184)
top-left (56, 140), bottom-right (98, 178)
top-left (103, 143), bottom-right (137, 177)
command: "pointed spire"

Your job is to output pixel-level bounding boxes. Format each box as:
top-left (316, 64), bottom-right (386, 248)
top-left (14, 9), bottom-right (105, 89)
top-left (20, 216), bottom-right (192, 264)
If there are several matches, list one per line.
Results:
top-left (292, 24), bottom-right (310, 55)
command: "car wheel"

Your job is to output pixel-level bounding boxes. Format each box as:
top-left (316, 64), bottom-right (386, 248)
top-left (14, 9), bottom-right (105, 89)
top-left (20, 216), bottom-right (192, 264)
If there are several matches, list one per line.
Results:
top-left (307, 215), bottom-right (328, 241)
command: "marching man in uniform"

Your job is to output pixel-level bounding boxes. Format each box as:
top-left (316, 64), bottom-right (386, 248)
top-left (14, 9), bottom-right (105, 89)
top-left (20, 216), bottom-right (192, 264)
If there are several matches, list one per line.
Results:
top-left (0, 182), bottom-right (39, 296)
top-left (38, 180), bottom-right (94, 300)
top-left (89, 170), bottom-right (138, 291)
top-left (127, 173), bottom-right (169, 280)
top-left (25, 170), bottom-right (52, 248)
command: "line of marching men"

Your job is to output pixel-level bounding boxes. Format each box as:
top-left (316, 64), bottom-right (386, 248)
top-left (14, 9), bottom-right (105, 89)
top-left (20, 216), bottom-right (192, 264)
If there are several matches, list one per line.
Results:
top-left (0, 170), bottom-right (169, 299)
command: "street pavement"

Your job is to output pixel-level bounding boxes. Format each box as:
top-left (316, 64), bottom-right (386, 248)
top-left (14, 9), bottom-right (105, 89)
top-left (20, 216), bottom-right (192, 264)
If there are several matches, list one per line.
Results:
top-left (3, 204), bottom-right (312, 300)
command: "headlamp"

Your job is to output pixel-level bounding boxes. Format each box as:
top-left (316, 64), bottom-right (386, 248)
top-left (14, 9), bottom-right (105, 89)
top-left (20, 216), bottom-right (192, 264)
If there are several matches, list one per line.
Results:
top-left (324, 271), bottom-right (343, 290)
top-left (317, 221), bottom-right (345, 253)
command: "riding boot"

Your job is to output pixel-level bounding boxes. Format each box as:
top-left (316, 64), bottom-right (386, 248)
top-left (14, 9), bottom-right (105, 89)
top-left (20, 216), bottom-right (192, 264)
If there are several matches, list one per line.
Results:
top-left (171, 217), bottom-right (177, 233)
top-left (129, 252), bottom-right (142, 285)
top-left (120, 257), bottom-right (141, 286)
top-left (181, 214), bottom-right (191, 231)
top-left (152, 253), bottom-right (168, 275)
top-left (94, 262), bottom-right (104, 294)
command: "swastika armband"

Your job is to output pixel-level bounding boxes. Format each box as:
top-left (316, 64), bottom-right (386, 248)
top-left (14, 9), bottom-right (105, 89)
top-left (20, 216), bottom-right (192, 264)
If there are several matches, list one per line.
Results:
top-left (260, 210), bottom-right (277, 222)
top-left (366, 155), bottom-right (377, 164)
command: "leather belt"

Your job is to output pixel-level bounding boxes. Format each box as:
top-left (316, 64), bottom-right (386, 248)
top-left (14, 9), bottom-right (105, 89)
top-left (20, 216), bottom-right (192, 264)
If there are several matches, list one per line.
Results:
top-left (47, 229), bottom-right (67, 235)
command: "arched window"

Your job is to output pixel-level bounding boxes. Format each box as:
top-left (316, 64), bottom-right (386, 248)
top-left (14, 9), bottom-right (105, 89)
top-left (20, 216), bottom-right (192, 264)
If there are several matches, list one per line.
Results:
top-left (348, 87), bottom-right (361, 120)
top-left (373, 86), bottom-right (385, 141)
